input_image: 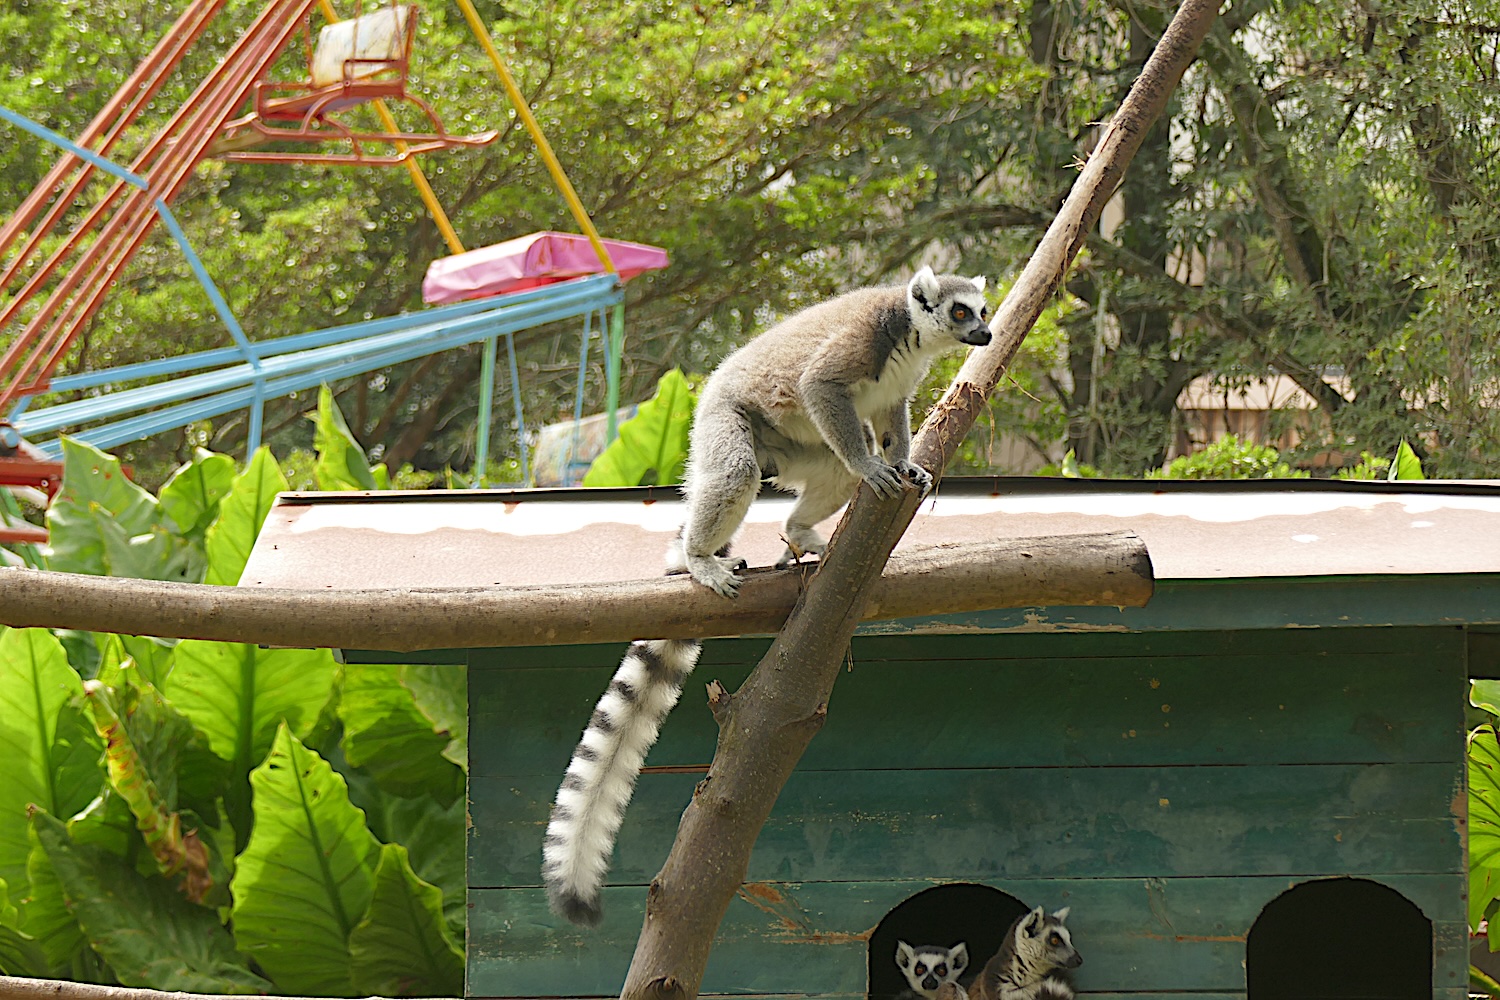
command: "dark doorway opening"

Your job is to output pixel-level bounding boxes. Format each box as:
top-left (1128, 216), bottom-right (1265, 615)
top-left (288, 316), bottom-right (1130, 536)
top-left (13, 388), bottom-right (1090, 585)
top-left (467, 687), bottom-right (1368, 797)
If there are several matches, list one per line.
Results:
top-left (867, 884), bottom-right (1031, 1000)
top-left (1247, 877), bottom-right (1431, 999)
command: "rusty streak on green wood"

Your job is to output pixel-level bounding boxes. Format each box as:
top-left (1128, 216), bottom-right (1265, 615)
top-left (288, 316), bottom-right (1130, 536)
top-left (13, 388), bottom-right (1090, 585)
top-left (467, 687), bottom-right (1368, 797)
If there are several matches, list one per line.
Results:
top-left (464, 875), bottom-right (1465, 998)
top-left (467, 762), bottom-right (1462, 889)
top-left (461, 628), bottom-right (1467, 1000)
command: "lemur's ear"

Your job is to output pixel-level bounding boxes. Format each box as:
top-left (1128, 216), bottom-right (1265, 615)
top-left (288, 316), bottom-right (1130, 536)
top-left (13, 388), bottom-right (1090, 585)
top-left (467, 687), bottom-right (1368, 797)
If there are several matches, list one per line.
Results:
top-left (950, 942), bottom-right (969, 972)
top-left (1023, 906), bottom-right (1046, 936)
top-left (910, 265), bottom-right (941, 306)
top-left (896, 941), bottom-right (916, 969)
top-left (1053, 907), bottom-right (1070, 923)
top-left (970, 275), bottom-right (987, 293)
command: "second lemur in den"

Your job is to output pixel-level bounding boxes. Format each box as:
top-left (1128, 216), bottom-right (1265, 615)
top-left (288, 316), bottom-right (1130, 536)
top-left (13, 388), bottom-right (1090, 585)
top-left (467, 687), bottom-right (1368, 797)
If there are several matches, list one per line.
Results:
top-left (938, 907), bottom-right (1082, 1000)
top-left (541, 267), bottom-right (993, 925)
top-left (895, 940), bottom-right (970, 1000)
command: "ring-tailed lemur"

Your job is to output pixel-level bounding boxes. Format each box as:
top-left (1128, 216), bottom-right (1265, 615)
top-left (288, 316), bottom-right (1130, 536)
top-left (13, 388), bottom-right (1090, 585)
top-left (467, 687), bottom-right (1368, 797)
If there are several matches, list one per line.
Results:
top-left (896, 941), bottom-right (970, 1000)
top-left (967, 907), bottom-right (1082, 1000)
top-left (542, 267), bottom-right (992, 926)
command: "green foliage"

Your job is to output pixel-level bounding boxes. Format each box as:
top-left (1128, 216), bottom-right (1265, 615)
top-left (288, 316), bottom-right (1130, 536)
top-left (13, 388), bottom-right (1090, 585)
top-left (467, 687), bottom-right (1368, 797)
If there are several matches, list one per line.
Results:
top-left (44, 440), bottom-right (206, 581)
top-left (32, 812), bottom-right (268, 993)
top-left (203, 446), bottom-right (288, 586)
top-left (1470, 724), bottom-right (1500, 944)
top-left (0, 628), bottom-right (99, 891)
top-left (1147, 435), bottom-right (1310, 481)
top-left (349, 844), bottom-right (464, 997)
top-left (1334, 452), bottom-right (1392, 481)
top-left (0, 874), bottom-right (46, 976)
top-left (1034, 450), bottom-right (1105, 479)
top-left (231, 725), bottom-right (381, 996)
top-left (339, 665), bottom-right (463, 804)
top-left (582, 368), bottom-right (695, 487)
top-left (1389, 440), bottom-right (1426, 481)
top-left (313, 385), bottom-right (385, 491)
top-left (0, 390), bottom-right (465, 994)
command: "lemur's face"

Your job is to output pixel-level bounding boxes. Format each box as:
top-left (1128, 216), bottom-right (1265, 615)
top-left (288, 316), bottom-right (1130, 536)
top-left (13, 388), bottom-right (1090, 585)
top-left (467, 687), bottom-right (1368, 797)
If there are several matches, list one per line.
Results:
top-left (1017, 906), bottom-right (1082, 971)
top-left (895, 940), bottom-right (969, 999)
top-left (907, 267), bottom-right (992, 348)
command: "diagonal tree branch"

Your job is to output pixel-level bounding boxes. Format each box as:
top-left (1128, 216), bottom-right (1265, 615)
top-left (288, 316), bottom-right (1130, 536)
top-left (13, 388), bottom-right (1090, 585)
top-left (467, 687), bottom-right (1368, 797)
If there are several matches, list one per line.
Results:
top-left (617, 1), bottom-right (1220, 998)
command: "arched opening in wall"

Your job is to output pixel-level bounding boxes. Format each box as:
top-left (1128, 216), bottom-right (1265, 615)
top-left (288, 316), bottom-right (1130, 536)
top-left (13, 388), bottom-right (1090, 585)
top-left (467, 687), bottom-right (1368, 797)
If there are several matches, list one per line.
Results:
top-left (1247, 877), bottom-right (1431, 999)
top-left (867, 884), bottom-right (1031, 1000)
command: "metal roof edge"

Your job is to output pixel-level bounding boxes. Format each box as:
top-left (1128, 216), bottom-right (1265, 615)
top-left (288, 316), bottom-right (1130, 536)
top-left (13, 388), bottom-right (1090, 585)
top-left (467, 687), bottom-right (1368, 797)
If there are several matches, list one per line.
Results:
top-left (272, 475), bottom-right (1500, 506)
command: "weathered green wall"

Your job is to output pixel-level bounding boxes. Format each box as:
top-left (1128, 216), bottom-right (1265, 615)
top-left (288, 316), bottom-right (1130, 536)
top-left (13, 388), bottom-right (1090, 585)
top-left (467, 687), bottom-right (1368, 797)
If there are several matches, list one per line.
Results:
top-left (466, 626), bottom-right (1468, 999)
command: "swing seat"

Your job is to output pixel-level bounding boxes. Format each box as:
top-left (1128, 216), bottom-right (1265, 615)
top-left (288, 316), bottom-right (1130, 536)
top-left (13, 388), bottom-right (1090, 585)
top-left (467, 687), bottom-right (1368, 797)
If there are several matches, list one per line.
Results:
top-left (212, 4), bottom-right (497, 165)
top-left (422, 232), bottom-right (671, 305)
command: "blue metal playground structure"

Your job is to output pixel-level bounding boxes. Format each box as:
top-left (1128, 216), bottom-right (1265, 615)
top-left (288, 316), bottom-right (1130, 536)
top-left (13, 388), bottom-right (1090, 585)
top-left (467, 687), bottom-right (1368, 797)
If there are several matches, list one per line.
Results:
top-left (0, 0), bottom-right (652, 543)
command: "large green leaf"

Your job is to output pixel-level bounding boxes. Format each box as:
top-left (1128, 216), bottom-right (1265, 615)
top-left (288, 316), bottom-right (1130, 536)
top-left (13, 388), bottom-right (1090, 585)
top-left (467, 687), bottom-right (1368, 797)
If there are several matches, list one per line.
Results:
top-left (19, 837), bottom-right (85, 973)
top-left (1388, 439), bottom-right (1426, 481)
top-left (349, 843), bottom-right (463, 997)
top-left (231, 724), bottom-right (380, 996)
top-left (166, 641), bottom-right (335, 845)
top-left (0, 629), bottom-right (101, 890)
top-left (158, 449), bottom-right (236, 538)
top-left (402, 663), bottom-right (468, 771)
top-left (97, 635), bottom-right (177, 691)
top-left (43, 438), bottom-right (190, 580)
top-left (1473, 727), bottom-right (1500, 938)
top-left (313, 384), bottom-right (379, 491)
top-left (204, 446), bottom-right (288, 587)
top-left (82, 679), bottom-right (219, 898)
top-left (1473, 863), bottom-right (1500, 930)
top-left (340, 665), bottom-right (463, 803)
top-left (0, 877), bottom-right (46, 977)
top-left (582, 367), bottom-right (695, 487)
top-left (1473, 726), bottom-right (1500, 870)
top-left (370, 794), bottom-right (467, 937)
top-left (32, 811), bottom-right (268, 993)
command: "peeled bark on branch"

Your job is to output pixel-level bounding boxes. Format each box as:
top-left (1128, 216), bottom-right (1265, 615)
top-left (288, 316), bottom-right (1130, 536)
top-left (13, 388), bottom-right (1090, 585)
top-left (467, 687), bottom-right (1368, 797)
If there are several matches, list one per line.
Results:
top-left (619, 2), bottom-right (1218, 997)
top-left (0, 533), bottom-right (1150, 649)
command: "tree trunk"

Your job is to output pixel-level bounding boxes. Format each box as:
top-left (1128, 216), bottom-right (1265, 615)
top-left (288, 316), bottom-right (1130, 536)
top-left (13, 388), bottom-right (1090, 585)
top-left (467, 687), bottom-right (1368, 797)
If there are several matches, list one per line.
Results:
top-left (618, 1), bottom-right (1220, 997)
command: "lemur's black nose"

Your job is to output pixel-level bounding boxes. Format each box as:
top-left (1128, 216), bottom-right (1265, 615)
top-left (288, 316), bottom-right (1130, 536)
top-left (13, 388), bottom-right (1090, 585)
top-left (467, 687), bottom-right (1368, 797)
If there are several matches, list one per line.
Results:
top-left (961, 327), bottom-right (992, 347)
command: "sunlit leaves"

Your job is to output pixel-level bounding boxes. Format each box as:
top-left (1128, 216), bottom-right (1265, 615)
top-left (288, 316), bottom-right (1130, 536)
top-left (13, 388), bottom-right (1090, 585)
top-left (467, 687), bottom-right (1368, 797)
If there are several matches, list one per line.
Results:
top-left (231, 725), bottom-right (380, 996)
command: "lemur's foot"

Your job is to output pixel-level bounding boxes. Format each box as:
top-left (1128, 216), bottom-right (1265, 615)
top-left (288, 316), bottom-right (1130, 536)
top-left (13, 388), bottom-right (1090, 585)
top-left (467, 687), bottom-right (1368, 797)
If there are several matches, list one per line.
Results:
top-left (776, 527), bottom-right (827, 569)
top-left (892, 459), bottom-right (933, 493)
top-left (685, 552), bottom-right (745, 598)
top-left (775, 547), bottom-right (820, 569)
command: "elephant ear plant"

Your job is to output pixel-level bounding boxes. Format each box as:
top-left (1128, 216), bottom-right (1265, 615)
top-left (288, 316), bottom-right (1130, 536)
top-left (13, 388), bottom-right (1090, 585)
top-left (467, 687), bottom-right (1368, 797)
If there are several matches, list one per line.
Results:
top-left (0, 387), bottom-right (465, 996)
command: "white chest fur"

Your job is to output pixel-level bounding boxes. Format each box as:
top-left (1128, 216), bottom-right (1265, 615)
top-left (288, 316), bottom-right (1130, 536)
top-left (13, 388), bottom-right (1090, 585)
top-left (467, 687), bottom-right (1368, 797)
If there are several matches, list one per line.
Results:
top-left (851, 340), bottom-right (939, 418)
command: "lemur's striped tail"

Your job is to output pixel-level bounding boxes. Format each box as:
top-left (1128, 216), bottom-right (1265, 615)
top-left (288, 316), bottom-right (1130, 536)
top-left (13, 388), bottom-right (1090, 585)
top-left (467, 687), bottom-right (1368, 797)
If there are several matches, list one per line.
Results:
top-left (542, 638), bottom-right (702, 926)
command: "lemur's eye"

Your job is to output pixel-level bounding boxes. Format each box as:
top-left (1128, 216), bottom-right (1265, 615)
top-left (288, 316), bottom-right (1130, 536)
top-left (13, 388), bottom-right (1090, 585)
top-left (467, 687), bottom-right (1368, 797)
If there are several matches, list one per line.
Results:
top-left (914, 965), bottom-right (926, 977)
top-left (1049, 934), bottom-right (1062, 946)
top-left (935, 965), bottom-right (947, 977)
top-left (981, 306), bottom-right (989, 320)
top-left (951, 304), bottom-right (970, 322)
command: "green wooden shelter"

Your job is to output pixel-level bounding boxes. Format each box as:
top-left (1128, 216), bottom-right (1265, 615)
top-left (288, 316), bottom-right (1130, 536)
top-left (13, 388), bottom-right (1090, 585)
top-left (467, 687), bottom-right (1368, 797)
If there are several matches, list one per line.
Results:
top-left (242, 478), bottom-right (1500, 1000)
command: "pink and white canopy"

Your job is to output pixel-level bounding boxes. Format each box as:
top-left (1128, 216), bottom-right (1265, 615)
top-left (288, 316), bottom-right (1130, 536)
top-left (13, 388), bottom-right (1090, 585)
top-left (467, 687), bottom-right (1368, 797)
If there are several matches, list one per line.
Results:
top-left (422, 231), bottom-right (670, 305)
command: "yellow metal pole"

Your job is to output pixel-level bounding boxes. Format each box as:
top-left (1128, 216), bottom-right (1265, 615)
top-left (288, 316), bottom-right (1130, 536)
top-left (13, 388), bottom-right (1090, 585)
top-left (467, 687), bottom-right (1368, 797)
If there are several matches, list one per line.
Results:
top-left (316, 0), bottom-right (465, 255)
top-left (450, 0), bottom-right (617, 274)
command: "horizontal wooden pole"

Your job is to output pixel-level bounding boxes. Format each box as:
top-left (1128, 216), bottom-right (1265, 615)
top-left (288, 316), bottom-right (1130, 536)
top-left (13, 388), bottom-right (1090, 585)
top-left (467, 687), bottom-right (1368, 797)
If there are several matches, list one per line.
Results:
top-left (0, 532), bottom-right (1152, 650)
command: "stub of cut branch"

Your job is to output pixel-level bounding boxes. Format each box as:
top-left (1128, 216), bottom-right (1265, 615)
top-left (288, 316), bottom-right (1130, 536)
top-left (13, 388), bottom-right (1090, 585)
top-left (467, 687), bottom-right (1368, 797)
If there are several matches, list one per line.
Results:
top-left (0, 532), bottom-right (1151, 650)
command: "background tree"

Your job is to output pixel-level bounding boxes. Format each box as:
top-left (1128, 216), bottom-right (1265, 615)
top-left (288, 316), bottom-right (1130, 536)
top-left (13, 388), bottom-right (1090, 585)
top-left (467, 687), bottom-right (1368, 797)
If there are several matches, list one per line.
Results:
top-left (2, 0), bottom-right (1497, 482)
